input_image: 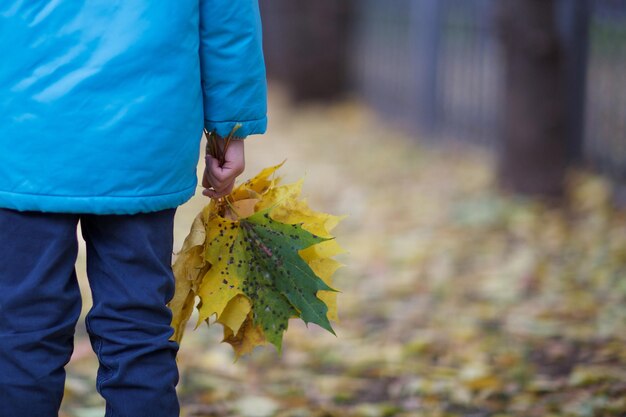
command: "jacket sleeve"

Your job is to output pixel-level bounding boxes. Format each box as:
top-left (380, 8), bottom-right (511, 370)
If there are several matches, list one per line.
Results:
top-left (199, 0), bottom-right (268, 138)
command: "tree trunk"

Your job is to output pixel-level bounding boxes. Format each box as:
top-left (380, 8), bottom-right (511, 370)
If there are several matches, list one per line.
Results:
top-left (259, 0), bottom-right (351, 102)
top-left (497, 0), bottom-right (567, 197)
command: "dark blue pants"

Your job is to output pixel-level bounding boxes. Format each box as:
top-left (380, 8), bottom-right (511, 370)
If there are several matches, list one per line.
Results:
top-left (0, 208), bottom-right (180, 417)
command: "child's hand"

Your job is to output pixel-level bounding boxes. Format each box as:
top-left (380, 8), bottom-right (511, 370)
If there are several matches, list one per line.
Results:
top-left (202, 139), bottom-right (245, 199)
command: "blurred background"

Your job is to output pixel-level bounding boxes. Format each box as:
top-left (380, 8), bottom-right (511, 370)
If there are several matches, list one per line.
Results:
top-left (261, 0), bottom-right (626, 197)
top-left (61, 1), bottom-right (626, 417)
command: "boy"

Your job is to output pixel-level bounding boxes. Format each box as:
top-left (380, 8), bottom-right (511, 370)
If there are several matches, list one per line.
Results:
top-left (0, 1), bottom-right (267, 416)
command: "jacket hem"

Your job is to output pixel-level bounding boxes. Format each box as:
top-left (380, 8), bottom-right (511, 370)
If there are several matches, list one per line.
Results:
top-left (0, 185), bottom-right (197, 215)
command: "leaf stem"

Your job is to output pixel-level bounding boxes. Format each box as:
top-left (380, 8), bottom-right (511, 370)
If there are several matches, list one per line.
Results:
top-left (224, 195), bottom-right (242, 219)
top-left (204, 124), bottom-right (243, 168)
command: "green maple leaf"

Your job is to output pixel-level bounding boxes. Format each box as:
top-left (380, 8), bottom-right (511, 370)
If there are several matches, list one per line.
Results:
top-left (200, 203), bottom-right (339, 352)
top-left (213, 206), bottom-right (338, 352)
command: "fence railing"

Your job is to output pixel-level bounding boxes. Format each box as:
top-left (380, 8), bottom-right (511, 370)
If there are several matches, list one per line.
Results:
top-left (350, 0), bottom-right (503, 146)
top-left (349, 0), bottom-right (626, 181)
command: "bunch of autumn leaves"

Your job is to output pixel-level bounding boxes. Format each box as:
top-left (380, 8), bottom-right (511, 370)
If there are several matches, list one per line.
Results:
top-left (167, 130), bottom-right (345, 358)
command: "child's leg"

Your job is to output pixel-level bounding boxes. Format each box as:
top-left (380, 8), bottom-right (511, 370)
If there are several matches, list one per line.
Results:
top-left (0, 208), bottom-right (82, 416)
top-left (80, 208), bottom-right (180, 417)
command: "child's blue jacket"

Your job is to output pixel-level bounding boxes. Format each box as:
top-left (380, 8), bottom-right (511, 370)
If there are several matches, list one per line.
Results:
top-left (0, 1), bottom-right (267, 214)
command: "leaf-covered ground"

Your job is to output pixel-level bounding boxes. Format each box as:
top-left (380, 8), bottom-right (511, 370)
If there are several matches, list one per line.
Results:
top-left (61, 93), bottom-right (626, 417)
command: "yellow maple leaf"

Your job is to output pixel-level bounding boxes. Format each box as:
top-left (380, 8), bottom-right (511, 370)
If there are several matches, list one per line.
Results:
top-left (195, 215), bottom-right (244, 327)
top-left (217, 294), bottom-right (252, 335)
top-left (222, 314), bottom-right (267, 360)
top-left (169, 212), bottom-right (209, 344)
top-left (230, 160), bottom-right (285, 201)
top-left (308, 257), bottom-right (343, 322)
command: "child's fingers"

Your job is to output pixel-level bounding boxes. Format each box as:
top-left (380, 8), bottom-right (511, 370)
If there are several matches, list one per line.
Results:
top-left (205, 155), bottom-right (241, 189)
top-left (203, 140), bottom-right (244, 199)
top-left (202, 179), bottom-right (235, 199)
top-left (209, 155), bottom-right (230, 181)
top-left (210, 180), bottom-right (234, 195)
top-left (202, 187), bottom-right (216, 198)
top-left (203, 155), bottom-right (222, 190)
top-left (220, 180), bottom-right (235, 196)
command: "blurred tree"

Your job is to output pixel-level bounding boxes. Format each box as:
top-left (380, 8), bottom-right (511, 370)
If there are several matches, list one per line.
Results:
top-left (496, 0), bottom-right (568, 197)
top-left (259, 0), bottom-right (352, 102)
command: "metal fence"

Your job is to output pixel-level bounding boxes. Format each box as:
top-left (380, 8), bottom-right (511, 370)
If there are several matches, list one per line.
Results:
top-left (350, 0), bottom-right (626, 180)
